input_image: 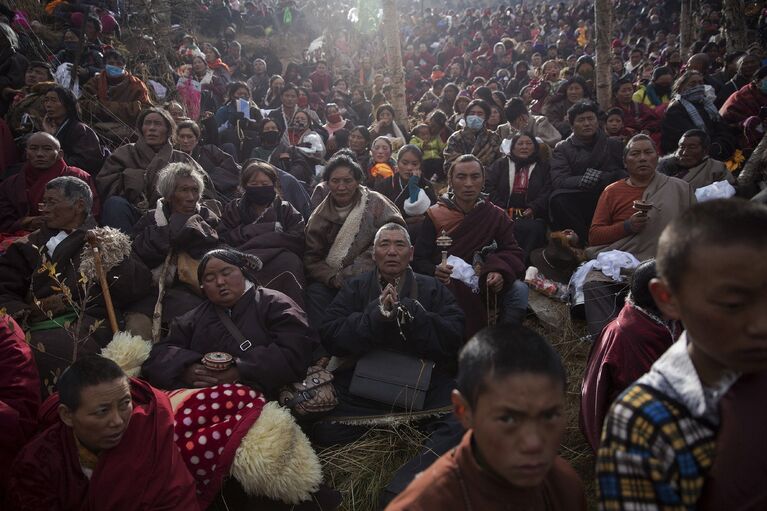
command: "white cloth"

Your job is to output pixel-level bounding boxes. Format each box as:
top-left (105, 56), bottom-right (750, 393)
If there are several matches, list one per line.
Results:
top-left (447, 255), bottom-right (479, 293)
top-left (45, 230), bottom-right (70, 256)
top-left (569, 250), bottom-right (640, 305)
top-left (695, 180), bottom-right (736, 202)
top-left (54, 63), bottom-right (80, 98)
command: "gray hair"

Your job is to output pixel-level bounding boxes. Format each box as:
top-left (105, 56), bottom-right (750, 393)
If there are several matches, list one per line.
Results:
top-left (374, 222), bottom-right (411, 247)
top-left (45, 176), bottom-right (93, 212)
top-left (623, 133), bottom-right (657, 160)
top-left (156, 162), bottom-right (205, 199)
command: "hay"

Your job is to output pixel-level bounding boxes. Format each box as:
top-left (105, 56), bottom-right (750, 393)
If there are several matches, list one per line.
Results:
top-left (318, 423), bottom-right (428, 511)
top-left (524, 313), bottom-right (597, 505)
top-left (316, 313), bottom-right (597, 510)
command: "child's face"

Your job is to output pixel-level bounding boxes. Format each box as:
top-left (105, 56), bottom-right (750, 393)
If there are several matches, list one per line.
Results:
top-left (453, 372), bottom-right (565, 487)
top-left (605, 115), bottom-right (623, 135)
top-left (651, 244), bottom-right (767, 376)
top-left (416, 127), bottom-right (431, 140)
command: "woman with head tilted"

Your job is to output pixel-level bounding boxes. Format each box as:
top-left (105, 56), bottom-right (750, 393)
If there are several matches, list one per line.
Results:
top-left (142, 247), bottom-right (317, 395)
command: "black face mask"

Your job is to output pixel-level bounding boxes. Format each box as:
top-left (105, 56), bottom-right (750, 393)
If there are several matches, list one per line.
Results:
top-left (244, 185), bottom-right (276, 205)
top-left (654, 83), bottom-right (671, 96)
top-left (260, 130), bottom-right (280, 147)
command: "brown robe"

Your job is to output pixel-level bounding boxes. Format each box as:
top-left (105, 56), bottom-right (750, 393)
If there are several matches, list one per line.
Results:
top-left (79, 72), bottom-right (152, 127)
top-left (386, 430), bottom-right (587, 511)
top-left (141, 286), bottom-right (317, 397)
top-left (96, 137), bottom-right (206, 213)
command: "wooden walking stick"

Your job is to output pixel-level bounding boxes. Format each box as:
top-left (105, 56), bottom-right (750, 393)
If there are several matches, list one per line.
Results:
top-left (86, 232), bottom-right (119, 334)
top-left (152, 250), bottom-right (175, 343)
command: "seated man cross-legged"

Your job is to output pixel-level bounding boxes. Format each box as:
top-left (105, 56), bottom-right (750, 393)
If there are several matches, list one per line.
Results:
top-left (317, 222), bottom-right (466, 504)
top-left (413, 154), bottom-right (528, 338)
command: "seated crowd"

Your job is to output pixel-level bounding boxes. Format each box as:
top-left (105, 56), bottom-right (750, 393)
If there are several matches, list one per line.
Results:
top-left (1, 0), bottom-right (766, 509)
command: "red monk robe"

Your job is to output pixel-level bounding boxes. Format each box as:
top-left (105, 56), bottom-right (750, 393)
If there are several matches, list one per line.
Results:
top-left (4, 378), bottom-right (200, 511)
top-left (579, 302), bottom-right (677, 451)
top-left (0, 315), bottom-right (40, 494)
top-left (413, 195), bottom-right (525, 338)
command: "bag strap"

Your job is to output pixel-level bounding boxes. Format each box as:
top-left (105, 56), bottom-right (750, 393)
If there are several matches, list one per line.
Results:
top-left (215, 306), bottom-right (253, 352)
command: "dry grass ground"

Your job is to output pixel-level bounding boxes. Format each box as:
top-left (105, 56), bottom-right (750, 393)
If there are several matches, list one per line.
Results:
top-left (318, 299), bottom-right (597, 511)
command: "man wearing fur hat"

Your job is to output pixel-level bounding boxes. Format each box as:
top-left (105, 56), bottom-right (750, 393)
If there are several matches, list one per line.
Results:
top-left (0, 176), bottom-right (152, 396)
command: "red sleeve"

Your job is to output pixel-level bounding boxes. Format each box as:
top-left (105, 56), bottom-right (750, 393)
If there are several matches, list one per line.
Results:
top-left (0, 315), bottom-right (40, 487)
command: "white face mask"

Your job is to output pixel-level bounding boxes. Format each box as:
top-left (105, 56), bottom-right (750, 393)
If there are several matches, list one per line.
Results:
top-left (703, 84), bottom-right (715, 103)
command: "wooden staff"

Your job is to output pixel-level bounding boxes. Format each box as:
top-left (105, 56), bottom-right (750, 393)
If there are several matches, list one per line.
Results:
top-left (151, 250), bottom-right (175, 343)
top-left (86, 232), bottom-right (118, 334)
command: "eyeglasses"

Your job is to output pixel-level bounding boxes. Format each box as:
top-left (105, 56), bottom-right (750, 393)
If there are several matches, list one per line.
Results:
top-left (38, 200), bottom-right (61, 211)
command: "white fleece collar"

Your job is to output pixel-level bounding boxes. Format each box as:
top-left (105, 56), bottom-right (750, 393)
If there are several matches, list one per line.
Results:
top-left (637, 331), bottom-right (739, 425)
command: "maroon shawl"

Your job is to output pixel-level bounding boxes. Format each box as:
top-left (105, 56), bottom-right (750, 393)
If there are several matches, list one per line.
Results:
top-left (5, 378), bottom-right (199, 511)
top-left (579, 303), bottom-right (676, 451)
top-left (0, 158), bottom-right (99, 233)
top-left (0, 315), bottom-right (40, 494)
top-left (426, 196), bottom-right (525, 337)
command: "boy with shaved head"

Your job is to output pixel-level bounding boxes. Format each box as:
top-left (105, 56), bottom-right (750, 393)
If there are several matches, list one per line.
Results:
top-left (597, 199), bottom-right (767, 509)
top-left (387, 325), bottom-right (586, 510)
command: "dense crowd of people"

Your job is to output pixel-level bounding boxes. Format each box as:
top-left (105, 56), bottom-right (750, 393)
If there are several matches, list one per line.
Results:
top-left (1, 0), bottom-right (766, 509)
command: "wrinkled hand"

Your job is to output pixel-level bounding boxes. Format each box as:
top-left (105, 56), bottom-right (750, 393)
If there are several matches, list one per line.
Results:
top-left (435, 263), bottom-right (453, 285)
top-left (627, 211), bottom-right (649, 233)
top-left (486, 271), bottom-right (504, 293)
top-left (329, 274), bottom-right (343, 289)
top-left (379, 283), bottom-right (399, 313)
top-left (182, 363), bottom-right (239, 388)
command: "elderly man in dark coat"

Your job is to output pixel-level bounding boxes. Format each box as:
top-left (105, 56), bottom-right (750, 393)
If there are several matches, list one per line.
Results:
top-left (0, 176), bottom-right (152, 396)
top-left (316, 222), bottom-right (465, 505)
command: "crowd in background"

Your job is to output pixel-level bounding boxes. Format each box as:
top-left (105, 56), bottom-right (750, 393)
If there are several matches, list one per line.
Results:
top-left (1, 0), bottom-right (767, 509)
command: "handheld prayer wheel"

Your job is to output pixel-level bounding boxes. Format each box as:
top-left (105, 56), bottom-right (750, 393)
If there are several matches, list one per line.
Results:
top-left (436, 229), bottom-right (453, 269)
top-left (632, 200), bottom-right (653, 217)
top-left (202, 352), bottom-right (234, 371)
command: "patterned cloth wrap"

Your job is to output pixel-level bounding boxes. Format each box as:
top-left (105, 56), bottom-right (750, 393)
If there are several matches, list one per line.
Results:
top-left (168, 384), bottom-right (267, 504)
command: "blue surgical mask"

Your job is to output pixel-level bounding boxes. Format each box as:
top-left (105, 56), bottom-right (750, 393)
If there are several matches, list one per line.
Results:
top-left (465, 114), bottom-right (484, 130)
top-left (105, 64), bottom-right (125, 78)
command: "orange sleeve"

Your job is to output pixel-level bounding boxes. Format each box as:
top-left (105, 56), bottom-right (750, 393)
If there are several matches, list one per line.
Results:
top-left (589, 182), bottom-right (644, 246)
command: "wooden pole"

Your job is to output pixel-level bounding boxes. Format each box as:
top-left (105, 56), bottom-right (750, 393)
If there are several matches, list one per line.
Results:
top-left (86, 232), bottom-right (119, 334)
top-left (380, 0), bottom-right (410, 131)
top-left (680, 0), bottom-right (693, 61)
top-left (594, 0), bottom-right (613, 110)
top-left (152, 251), bottom-right (174, 343)
top-left (722, 0), bottom-right (749, 52)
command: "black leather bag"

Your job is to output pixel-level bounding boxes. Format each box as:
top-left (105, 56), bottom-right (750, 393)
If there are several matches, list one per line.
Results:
top-left (349, 350), bottom-right (434, 411)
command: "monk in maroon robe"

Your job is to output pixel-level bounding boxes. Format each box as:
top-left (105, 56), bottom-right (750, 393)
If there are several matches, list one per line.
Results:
top-left (413, 156), bottom-right (526, 338)
top-left (0, 315), bottom-right (40, 495)
top-left (5, 356), bottom-right (199, 511)
top-left (0, 132), bottom-right (99, 236)
top-left (579, 259), bottom-right (679, 451)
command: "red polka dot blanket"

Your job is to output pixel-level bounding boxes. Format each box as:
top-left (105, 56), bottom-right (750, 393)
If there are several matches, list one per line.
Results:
top-left (168, 384), bottom-right (267, 507)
